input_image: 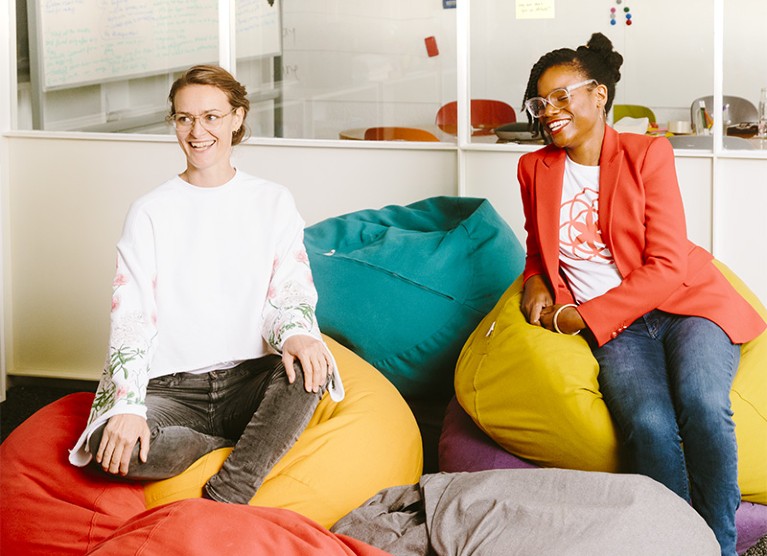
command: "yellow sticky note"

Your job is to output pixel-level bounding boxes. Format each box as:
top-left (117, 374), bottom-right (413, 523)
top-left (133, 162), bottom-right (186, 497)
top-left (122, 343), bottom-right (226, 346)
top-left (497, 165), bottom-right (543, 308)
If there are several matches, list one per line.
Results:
top-left (516, 0), bottom-right (555, 19)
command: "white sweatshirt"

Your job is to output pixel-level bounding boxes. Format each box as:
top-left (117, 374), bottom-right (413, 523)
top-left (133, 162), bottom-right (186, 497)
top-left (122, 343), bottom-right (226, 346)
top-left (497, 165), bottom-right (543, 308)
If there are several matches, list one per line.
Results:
top-left (69, 170), bottom-right (343, 466)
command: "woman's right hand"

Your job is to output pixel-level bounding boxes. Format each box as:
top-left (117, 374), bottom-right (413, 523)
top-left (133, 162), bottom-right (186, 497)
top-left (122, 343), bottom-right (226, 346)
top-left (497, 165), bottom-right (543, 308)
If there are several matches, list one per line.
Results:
top-left (521, 274), bottom-right (554, 326)
top-left (96, 414), bottom-right (150, 476)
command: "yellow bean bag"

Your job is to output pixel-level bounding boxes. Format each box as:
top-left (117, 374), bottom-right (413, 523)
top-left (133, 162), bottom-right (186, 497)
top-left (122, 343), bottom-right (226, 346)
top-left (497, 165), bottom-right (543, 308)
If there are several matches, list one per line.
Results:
top-left (144, 335), bottom-right (424, 528)
top-left (455, 262), bottom-right (767, 504)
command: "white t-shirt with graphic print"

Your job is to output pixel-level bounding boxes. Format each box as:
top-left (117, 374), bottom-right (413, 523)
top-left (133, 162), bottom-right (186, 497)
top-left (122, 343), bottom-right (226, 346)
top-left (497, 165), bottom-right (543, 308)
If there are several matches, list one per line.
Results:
top-left (558, 156), bottom-right (622, 304)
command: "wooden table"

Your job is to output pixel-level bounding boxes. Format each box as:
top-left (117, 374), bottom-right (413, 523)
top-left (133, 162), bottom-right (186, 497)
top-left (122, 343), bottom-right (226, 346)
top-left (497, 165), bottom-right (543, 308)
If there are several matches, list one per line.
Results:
top-left (338, 125), bottom-right (542, 145)
top-left (338, 125), bottom-right (449, 141)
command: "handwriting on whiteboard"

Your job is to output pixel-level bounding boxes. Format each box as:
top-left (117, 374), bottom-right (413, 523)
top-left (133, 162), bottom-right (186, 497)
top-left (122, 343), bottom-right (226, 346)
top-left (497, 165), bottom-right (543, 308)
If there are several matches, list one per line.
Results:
top-left (38, 0), bottom-right (281, 90)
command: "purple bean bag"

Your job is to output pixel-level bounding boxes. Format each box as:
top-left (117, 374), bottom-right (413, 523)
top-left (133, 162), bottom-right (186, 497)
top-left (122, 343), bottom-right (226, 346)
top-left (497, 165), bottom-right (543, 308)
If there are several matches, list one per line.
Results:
top-left (438, 396), bottom-right (767, 555)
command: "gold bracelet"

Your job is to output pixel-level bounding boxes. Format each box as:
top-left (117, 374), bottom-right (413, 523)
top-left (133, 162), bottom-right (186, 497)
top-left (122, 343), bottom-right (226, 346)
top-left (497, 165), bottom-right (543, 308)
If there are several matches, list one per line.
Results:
top-left (553, 303), bottom-right (580, 335)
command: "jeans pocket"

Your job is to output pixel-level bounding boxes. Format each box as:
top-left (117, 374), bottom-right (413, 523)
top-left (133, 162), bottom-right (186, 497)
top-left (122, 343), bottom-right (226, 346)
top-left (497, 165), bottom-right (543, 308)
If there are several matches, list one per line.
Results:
top-left (148, 373), bottom-right (181, 391)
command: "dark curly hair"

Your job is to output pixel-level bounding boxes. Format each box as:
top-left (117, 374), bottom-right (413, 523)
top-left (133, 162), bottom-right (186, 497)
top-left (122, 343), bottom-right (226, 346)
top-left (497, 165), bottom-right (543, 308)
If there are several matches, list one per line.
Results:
top-left (522, 33), bottom-right (623, 138)
top-left (168, 65), bottom-right (250, 145)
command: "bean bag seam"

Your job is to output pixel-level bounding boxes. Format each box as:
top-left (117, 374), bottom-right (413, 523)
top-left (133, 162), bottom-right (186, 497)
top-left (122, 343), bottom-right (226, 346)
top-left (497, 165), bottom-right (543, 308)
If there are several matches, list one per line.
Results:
top-left (133, 504), bottom-right (183, 556)
top-left (87, 486), bottom-right (139, 551)
top-left (732, 388), bottom-right (767, 422)
top-left (314, 254), bottom-right (458, 302)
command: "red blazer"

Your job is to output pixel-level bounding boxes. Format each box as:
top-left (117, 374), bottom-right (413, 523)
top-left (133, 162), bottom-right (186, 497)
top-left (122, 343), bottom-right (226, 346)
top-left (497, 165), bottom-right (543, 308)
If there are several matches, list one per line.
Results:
top-left (518, 125), bottom-right (765, 346)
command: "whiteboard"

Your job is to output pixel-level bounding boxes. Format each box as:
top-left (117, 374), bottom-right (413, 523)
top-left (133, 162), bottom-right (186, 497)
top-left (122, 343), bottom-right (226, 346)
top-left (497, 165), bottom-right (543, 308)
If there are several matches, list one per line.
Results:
top-left (33, 0), bottom-right (281, 91)
top-left (237, 0), bottom-right (282, 61)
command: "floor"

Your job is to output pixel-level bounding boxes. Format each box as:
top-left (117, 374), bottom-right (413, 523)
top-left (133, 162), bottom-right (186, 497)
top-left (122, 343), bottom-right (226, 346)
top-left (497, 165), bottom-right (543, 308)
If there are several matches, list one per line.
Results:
top-left (1, 377), bottom-right (98, 443)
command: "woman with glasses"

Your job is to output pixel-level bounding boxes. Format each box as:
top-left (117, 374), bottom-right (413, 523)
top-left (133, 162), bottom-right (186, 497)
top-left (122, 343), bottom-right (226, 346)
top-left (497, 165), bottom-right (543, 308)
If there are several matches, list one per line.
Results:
top-left (69, 65), bottom-right (344, 505)
top-left (517, 33), bottom-right (764, 556)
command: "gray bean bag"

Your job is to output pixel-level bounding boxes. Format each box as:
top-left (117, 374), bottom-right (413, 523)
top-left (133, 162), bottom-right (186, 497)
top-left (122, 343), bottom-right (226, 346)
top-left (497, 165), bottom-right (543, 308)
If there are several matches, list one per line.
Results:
top-left (332, 468), bottom-right (720, 556)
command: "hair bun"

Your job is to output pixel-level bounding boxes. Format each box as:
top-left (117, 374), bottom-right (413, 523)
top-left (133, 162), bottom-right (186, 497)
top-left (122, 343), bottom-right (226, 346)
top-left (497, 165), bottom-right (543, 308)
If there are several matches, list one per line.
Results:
top-left (582, 32), bottom-right (623, 83)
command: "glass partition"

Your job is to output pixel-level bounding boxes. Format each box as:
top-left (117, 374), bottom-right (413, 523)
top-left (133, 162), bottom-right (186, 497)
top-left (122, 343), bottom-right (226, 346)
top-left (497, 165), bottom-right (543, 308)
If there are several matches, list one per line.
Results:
top-left (723, 0), bottom-right (767, 151)
top-left (276, 1), bottom-right (456, 141)
top-left (21, 0), bottom-right (765, 149)
top-left (233, 0), bottom-right (283, 139)
top-left (17, 0), bottom-right (220, 134)
top-left (469, 0), bottom-right (714, 147)
top-left (15, 0), bottom-right (457, 141)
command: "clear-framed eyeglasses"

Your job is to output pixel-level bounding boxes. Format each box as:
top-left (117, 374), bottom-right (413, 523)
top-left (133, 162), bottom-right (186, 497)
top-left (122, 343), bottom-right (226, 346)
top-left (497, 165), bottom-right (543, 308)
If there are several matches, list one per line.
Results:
top-left (169, 109), bottom-right (236, 130)
top-left (524, 79), bottom-right (598, 119)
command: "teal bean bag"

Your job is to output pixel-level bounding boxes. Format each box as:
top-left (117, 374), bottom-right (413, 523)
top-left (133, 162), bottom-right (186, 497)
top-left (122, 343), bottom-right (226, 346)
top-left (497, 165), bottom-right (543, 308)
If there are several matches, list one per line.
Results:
top-left (304, 196), bottom-right (524, 398)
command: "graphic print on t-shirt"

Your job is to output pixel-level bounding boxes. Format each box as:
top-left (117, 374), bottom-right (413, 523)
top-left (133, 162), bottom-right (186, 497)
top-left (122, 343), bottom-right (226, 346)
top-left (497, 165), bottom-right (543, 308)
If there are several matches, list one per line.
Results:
top-left (558, 157), bottom-right (621, 304)
top-left (559, 186), bottom-right (611, 262)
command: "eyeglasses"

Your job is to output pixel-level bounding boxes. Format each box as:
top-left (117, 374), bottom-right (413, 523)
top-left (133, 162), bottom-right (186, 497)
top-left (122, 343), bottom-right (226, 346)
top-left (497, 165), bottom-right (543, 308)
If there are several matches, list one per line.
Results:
top-left (524, 79), bottom-right (598, 119)
top-left (169, 109), bottom-right (236, 130)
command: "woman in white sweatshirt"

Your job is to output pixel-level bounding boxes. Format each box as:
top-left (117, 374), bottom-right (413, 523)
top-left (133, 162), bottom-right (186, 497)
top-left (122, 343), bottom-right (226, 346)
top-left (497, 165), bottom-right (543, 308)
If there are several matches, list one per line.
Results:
top-left (69, 65), bottom-right (343, 504)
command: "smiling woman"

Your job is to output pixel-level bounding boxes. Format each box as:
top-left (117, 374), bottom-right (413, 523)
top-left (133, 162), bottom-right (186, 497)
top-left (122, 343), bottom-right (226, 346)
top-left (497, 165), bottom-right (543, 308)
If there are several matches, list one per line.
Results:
top-left (521, 33), bottom-right (622, 164)
top-left (166, 66), bottom-right (248, 187)
top-left (513, 33), bottom-right (766, 556)
top-left (67, 65), bottom-right (346, 507)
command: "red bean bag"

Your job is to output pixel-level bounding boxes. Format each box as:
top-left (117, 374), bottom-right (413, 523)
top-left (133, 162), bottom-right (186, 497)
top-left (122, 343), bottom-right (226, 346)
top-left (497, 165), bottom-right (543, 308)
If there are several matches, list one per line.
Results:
top-left (0, 392), bottom-right (391, 556)
top-left (86, 499), bottom-right (389, 556)
top-left (1, 393), bottom-right (144, 554)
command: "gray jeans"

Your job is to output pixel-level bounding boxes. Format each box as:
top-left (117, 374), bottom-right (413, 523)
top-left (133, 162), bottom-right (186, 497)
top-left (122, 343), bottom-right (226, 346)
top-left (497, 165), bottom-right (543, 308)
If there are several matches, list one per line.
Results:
top-left (89, 355), bottom-right (323, 504)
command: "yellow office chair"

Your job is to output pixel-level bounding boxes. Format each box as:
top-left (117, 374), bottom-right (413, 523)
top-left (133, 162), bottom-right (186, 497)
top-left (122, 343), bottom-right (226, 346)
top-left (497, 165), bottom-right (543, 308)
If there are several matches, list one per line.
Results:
top-left (613, 104), bottom-right (657, 125)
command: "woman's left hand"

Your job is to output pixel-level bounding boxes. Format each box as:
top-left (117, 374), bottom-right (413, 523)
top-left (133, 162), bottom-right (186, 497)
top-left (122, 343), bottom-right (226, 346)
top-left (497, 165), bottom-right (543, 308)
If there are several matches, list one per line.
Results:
top-left (281, 335), bottom-right (333, 393)
top-left (540, 304), bottom-right (586, 335)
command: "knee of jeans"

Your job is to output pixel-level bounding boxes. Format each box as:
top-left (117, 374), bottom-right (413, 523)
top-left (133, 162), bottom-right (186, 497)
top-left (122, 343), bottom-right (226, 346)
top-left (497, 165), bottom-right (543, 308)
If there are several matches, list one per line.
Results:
top-left (624, 408), bottom-right (679, 444)
top-left (285, 362), bottom-right (326, 397)
top-left (680, 391), bottom-right (734, 425)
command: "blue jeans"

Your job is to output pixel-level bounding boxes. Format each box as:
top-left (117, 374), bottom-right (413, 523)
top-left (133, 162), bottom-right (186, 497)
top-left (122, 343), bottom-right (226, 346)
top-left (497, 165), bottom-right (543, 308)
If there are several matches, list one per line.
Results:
top-left (592, 310), bottom-right (740, 556)
top-left (89, 355), bottom-right (323, 504)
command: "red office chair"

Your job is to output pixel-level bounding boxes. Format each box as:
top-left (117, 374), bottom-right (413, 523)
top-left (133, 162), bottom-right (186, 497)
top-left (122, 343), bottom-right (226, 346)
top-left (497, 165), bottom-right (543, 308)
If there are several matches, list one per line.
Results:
top-left (363, 126), bottom-right (441, 142)
top-left (435, 99), bottom-right (516, 136)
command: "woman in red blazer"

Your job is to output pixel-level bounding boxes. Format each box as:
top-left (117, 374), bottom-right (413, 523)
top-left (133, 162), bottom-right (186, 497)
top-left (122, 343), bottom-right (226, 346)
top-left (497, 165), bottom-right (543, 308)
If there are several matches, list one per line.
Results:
top-left (517, 33), bottom-right (765, 556)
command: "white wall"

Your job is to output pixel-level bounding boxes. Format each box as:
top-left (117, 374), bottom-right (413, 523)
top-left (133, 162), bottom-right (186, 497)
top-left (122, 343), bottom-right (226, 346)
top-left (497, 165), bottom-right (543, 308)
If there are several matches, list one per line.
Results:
top-left (5, 135), bottom-right (456, 380)
top-left (461, 148), bottom-right (767, 305)
top-left (715, 158), bottom-right (767, 300)
top-left (723, 1), bottom-right (767, 103)
top-left (6, 136), bottom-right (767, 382)
top-left (461, 150), bottom-right (713, 254)
top-left (232, 142), bottom-right (457, 225)
top-left (1, 0), bottom-right (15, 400)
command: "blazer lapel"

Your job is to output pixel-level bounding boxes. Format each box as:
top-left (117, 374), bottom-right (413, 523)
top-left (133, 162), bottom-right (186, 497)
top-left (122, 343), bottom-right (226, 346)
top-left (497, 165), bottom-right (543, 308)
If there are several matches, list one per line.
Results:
top-left (535, 148), bottom-right (566, 279)
top-left (597, 126), bottom-right (624, 248)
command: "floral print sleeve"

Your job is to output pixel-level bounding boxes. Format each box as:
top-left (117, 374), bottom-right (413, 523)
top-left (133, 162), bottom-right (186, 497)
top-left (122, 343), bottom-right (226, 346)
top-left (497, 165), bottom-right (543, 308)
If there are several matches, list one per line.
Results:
top-left (261, 193), bottom-right (344, 402)
top-left (263, 223), bottom-right (321, 351)
top-left (69, 212), bottom-right (158, 466)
